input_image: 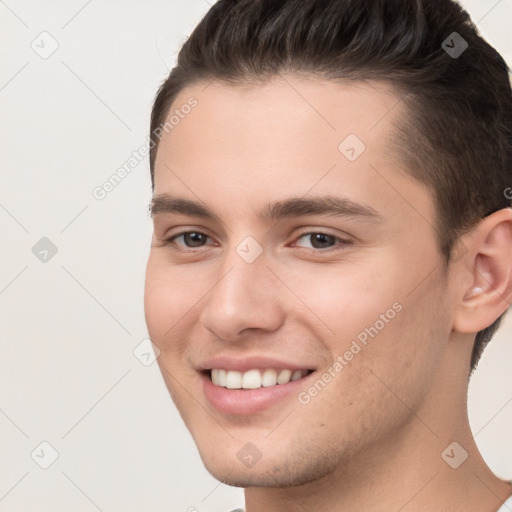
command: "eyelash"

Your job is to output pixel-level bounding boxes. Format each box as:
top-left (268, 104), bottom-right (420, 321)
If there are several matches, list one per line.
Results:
top-left (163, 230), bottom-right (352, 254)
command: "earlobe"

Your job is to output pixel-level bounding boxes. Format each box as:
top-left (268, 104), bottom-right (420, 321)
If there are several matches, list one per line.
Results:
top-left (453, 208), bottom-right (512, 334)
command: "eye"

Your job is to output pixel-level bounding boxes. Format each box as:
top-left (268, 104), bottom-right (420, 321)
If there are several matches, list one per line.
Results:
top-left (293, 232), bottom-right (350, 251)
top-left (166, 231), bottom-right (214, 250)
top-left (163, 230), bottom-right (351, 254)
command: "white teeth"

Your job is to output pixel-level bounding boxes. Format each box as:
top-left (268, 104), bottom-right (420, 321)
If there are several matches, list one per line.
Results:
top-left (291, 370), bottom-right (302, 381)
top-left (261, 369), bottom-right (277, 387)
top-left (210, 368), bottom-right (309, 389)
top-left (211, 369), bottom-right (227, 386)
top-left (242, 369), bottom-right (262, 389)
top-left (277, 369), bottom-right (292, 384)
top-left (225, 370), bottom-right (242, 389)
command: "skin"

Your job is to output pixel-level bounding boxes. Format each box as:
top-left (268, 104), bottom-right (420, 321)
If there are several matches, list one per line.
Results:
top-left (144, 75), bottom-right (512, 512)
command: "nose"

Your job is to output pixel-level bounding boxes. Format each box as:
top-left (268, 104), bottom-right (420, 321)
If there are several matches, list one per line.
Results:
top-left (198, 246), bottom-right (285, 342)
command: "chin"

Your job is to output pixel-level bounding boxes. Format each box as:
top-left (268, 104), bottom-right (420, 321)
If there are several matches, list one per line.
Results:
top-left (198, 445), bottom-right (340, 489)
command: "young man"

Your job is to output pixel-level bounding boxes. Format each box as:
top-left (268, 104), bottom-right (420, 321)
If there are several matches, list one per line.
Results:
top-left (144, 1), bottom-right (512, 510)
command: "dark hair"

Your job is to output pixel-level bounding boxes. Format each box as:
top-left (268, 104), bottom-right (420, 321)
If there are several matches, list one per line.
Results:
top-left (149, 0), bottom-right (512, 372)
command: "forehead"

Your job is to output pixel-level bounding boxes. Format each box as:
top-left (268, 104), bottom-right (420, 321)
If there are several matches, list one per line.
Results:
top-left (153, 75), bottom-right (433, 226)
top-left (159, 76), bottom-right (402, 159)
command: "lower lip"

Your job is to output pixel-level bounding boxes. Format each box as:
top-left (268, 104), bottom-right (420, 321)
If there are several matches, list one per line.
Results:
top-left (201, 372), bottom-right (314, 415)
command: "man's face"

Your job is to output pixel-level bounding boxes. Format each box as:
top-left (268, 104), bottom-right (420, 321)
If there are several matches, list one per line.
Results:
top-left (145, 77), bottom-right (456, 486)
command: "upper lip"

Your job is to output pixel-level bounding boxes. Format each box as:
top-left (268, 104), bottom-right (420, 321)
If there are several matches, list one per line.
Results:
top-left (197, 355), bottom-right (316, 373)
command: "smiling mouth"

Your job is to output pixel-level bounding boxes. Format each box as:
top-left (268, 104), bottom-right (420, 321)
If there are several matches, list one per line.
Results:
top-left (206, 368), bottom-right (315, 389)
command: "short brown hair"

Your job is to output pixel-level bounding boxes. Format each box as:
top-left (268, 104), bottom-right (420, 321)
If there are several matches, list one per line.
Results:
top-left (149, 0), bottom-right (512, 372)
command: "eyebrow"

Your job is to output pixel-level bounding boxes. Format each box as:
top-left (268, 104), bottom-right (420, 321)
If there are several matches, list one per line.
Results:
top-left (150, 194), bottom-right (384, 223)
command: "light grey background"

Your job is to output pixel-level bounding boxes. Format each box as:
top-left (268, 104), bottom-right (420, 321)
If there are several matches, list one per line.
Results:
top-left (0, 1), bottom-right (510, 510)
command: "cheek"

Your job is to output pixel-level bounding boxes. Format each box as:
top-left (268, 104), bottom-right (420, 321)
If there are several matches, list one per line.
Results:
top-left (284, 261), bottom-right (398, 343)
top-left (144, 254), bottom-right (201, 348)
top-left (289, 253), bottom-right (447, 374)
top-left (336, 272), bottom-right (450, 408)
top-left (290, 297), bottom-right (447, 449)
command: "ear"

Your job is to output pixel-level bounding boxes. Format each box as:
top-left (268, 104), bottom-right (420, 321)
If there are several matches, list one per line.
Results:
top-left (453, 207), bottom-right (512, 334)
